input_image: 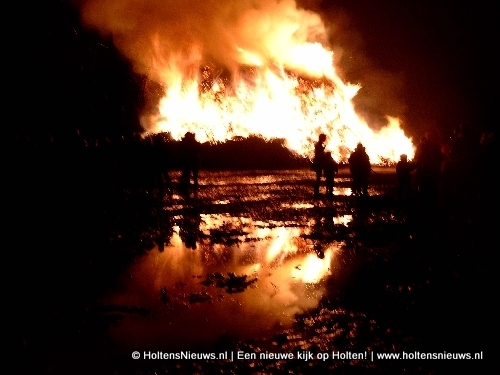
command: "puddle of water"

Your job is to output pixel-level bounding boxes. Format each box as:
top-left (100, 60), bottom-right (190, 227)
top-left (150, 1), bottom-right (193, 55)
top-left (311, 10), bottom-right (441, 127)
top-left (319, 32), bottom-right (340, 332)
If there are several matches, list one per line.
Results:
top-left (199, 170), bottom-right (314, 186)
top-left (241, 194), bottom-right (272, 201)
top-left (334, 187), bottom-right (352, 196)
top-left (102, 215), bottom-right (341, 351)
top-left (332, 187), bottom-right (383, 197)
top-left (213, 200), bottom-right (230, 205)
top-left (333, 215), bottom-right (353, 226)
top-left (281, 203), bottom-right (315, 209)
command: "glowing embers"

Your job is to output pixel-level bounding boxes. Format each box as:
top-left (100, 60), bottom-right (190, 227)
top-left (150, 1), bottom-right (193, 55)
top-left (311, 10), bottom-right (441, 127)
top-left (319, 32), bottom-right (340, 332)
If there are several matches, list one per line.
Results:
top-left (104, 215), bottom-right (340, 350)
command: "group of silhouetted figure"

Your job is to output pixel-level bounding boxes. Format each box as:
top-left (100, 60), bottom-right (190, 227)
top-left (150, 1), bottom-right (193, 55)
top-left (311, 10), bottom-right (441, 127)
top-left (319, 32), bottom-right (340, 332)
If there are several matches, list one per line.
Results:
top-left (313, 134), bottom-right (338, 199)
top-left (312, 125), bottom-right (496, 216)
top-left (5, 125), bottom-right (495, 217)
top-left (313, 133), bottom-right (371, 199)
top-left (4, 129), bottom-right (201, 203)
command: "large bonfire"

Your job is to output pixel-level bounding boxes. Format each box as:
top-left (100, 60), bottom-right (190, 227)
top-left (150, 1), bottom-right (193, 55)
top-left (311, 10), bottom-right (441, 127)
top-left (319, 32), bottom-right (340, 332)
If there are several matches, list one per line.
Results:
top-left (80, 0), bottom-right (414, 164)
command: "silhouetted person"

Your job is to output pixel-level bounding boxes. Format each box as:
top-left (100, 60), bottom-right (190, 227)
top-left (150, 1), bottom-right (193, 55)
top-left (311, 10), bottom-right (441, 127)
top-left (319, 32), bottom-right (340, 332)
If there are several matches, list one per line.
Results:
top-left (313, 133), bottom-right (327, 198)
top-left (179, 132), bottom-right (201, 192)
top-left (142, 134), bottom-right (156, 194)
top-left (324, 151), bottom-right (338, 199)
top-left (178, 208), bottom-right (201, 249)
top-left (349, 143), bottom-right (371, 196)
top-left (128, 133), bottom-right (146, 194)
top-left (152, 133), bottom-right (173, 197)
top-left (414, 131), bottom-right (442, 203)
top-left (396, 154), bottom-right (415, 200)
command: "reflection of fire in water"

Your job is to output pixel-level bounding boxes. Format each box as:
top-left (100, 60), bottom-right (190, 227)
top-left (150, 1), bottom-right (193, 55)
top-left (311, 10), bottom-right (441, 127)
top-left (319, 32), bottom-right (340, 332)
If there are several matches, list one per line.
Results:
top-left (200, 215), bottom-right (334, 283)
top-left (292, 251), bottom-right (333, 283)
top-left (105, 215), bottom-right (340, 349)
top-left (80, 0), bottom-right (414, 164)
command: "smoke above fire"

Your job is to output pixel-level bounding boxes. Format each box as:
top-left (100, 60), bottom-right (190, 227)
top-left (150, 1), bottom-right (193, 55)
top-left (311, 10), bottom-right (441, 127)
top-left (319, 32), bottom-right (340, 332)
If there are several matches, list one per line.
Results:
top-left (80, 0), bottom-right (330, 81)
top-left (78, 0), bottom-right (414, 163)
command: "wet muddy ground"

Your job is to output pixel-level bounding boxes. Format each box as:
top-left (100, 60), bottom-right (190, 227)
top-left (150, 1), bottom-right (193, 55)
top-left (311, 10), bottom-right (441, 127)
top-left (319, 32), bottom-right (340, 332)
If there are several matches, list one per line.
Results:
top-left (8, 168), bottom-right (491, 374)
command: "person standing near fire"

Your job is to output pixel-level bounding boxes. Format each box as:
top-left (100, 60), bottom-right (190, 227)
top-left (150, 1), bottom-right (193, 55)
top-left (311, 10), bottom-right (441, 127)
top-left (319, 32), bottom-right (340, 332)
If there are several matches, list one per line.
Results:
top-left (179, 132), bottom-right (201, 192)
top-left (349, 143), bottom-right (371, 196)
top-left (396, 153), bottom-right (415, 200)
top-left (312, 133), bottom-right (327, 198)
top-left (414, 130), bottom-right (442, 203)
top-left (324, 151), bottom-right (339, 199)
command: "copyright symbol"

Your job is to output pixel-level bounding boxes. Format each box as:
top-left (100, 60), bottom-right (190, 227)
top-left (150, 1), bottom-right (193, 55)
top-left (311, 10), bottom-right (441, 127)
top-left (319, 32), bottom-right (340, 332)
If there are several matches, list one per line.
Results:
top-left (132, 351), bottom-right (140, 359)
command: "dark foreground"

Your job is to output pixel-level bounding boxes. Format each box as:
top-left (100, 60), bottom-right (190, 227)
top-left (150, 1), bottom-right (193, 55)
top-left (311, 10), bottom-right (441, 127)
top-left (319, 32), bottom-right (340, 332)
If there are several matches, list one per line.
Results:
top-left (7, 168), bottom-right (491, 374)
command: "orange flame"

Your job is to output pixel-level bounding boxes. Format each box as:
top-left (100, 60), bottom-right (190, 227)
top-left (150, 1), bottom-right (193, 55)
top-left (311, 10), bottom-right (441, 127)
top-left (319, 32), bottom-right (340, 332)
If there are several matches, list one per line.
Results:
top-left (143, 55), bottom-right (414, 163)
top-left (80, 0), bottom-right (414, 163)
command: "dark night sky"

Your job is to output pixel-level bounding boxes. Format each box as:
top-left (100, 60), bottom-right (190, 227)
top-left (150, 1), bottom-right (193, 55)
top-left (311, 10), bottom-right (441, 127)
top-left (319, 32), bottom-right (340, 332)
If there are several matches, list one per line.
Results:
top-left (8, 0), bottom-right (497, 139)
top-left (320, 0), bottom-right (497, 137)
